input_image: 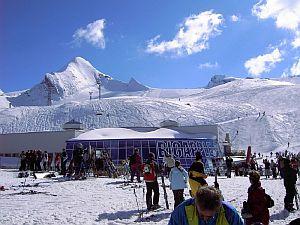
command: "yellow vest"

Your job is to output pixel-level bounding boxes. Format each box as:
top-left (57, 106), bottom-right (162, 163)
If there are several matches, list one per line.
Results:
top-left (189, 178), bottom-right (207, 197)
top-left (185, 204), bottom-right (229, 225)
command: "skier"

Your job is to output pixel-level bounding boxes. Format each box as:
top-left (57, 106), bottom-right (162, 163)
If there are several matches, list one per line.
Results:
top-left (244, 171), bottom-right (270, 225)
top-left (164, 153), bottom-right (175, 178)
top-left (277, 155), bottom-right (285, 178)
top-left (226, 156), bottom-right (233, 178)
top-left (283, 158), bottom-right (298, 212)
top-left (169, 160), bottom-right (189, 209)
top-left (168, 186), bottom-right (244, 225)
top-left (42, 151), bottom-right (48, 171)
top-left (55, 153), bottom-right (61, 172)
top-left (263, 159), bottom-right (271, 179)
top-left (19, 151), bottom-right (26, 171)
top-left (270, 160), bottom-right (277, 179)
top-left (143, 152), bottom-right (160, 210)
top-left (188, 152), bottom-right (207, 197)
top-left (61, 149), bottom-right (68, 175)
top-left (129, 148), bottom-right (142, 182)
top-left (250, 157), bottom-right (257, 171)
top-left (73, 143), bottom-right (84, 179)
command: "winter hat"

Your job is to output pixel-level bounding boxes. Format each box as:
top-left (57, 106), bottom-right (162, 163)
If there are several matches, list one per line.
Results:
top-left (175, 160), bottom-right (181, 167)
top-left (76, 143), bottom-right (83, 149)
top-left (148, 152), bottom-right (155, 159)
top-left (195, 152), bottom-right (202, 160)
top-left (249, 171), bottom-right (260, 183)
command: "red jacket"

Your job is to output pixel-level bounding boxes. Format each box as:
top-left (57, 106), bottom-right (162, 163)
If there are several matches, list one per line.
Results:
top-left (129, 154), bottom-right (142, 171)
top-left (246, 182), bottom-right (270, 225)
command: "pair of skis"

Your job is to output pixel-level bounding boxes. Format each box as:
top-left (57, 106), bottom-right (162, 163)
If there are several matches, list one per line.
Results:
top-left (161, 174), bottom-right (169, 209)
top-left (295, 185), bottom-right (300, 210)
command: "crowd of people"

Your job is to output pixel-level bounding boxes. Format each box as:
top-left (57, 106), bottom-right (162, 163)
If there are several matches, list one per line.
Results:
top-left (17, 146), bottom-right (299, 225)
top-left (19, 149), bottom-right (64, 173)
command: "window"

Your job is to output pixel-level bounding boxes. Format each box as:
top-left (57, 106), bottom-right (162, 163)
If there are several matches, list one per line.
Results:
top-left (97, 141), bottom-right (103, 148)
top-left (119, 140), bottom-right (126, 148)
top-left (118, 148), bottom-right (126, 160)
top-left (134, 140), bottom-right (141, 148)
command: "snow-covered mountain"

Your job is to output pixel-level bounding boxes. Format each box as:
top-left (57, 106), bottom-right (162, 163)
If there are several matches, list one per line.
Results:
top-left (8, 57), bottom-right (149, 106)
top-left (1, 57), bottom-right (300, 153)
top-left (206, 75), bottom-right (239, 88)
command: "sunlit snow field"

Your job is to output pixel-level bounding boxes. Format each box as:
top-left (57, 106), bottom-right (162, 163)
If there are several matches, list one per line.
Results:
top-left (0, 169), bottom-right (299, 225)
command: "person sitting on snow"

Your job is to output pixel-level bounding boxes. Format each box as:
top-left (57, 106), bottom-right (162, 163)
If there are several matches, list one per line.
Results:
top-left (168, 186), bottom-right (244, 225)
top-left (244, 171), bottom-right (270, 225)
top-left (188, 151), bottom-right (207, 197)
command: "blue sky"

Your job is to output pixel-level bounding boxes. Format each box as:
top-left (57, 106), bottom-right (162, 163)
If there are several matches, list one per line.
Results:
top-left (1, 0), bottom-right (300, 92)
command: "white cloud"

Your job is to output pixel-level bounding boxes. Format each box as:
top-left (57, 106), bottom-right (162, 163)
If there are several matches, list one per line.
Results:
top-left (73, 19), bottom-right (106, 48)
top-left (290, 58), bottom-right (300, 76)
top-left (146, 11), bottom-right (223, 56)
top-left (292, 32), bottom-right (300, 48)
top-left (244, 48), bottom-right (283, 77)
top-left (198, 62), bottom-right (219, 69)
top-left (252, 0), bottom-right (300, 48)
top-left (230, 15), bottom-right (240, 22)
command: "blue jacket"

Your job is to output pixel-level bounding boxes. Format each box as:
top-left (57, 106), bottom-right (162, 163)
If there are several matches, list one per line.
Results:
top-left (169, 166), bottom-right (189, 190)
top-left (168, 198), bottom-right (244, 225)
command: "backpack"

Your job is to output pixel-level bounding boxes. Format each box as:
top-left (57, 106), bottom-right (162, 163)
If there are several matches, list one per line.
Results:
top-left (143, 163), bottom-right (156, 181)
top-left (265, 193), bottom-right (274, 208)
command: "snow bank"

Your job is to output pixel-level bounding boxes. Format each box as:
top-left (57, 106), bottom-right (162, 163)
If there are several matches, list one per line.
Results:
top-left (71, 127), bottom-right (215, 141)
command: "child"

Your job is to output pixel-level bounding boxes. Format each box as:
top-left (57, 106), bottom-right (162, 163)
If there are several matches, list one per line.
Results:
top-left (245, 171), bottom-right (270, 225)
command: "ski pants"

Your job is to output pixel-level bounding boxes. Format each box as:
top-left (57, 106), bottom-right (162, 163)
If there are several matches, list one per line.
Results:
top-left (146, 181), bottom-right (159, 209)
top-left (130, 169), bottom-right (141, 182)
top-left (172, 189), bottom-right (184, 209)
top-left (227, 167), bottom-right (232, 178)
top-left (284, 184), bottom-right (296, 209)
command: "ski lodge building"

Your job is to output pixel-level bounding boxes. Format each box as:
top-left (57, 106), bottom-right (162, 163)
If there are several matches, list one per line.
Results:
top-left (0, 120), bottom-right (224, 171)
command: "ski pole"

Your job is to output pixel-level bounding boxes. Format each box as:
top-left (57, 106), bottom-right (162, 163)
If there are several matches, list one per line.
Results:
top-left (133, 188), bottom-right (142, 219)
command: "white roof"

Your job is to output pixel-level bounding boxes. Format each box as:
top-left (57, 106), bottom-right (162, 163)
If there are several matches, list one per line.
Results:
top-left (70, 127), bottom-right (215, 141)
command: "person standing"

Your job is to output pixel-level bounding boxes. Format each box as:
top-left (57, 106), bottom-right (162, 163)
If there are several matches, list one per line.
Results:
top-left (245, 171), bottom-right (270, 225)
top-left (188, 152), bottom-right (207, 197)
top-left (73, 143), bottom-right (84, 179)
top-left (55, 153), bottom-right (61, 172)
top-left (19, 151), bottom-right (26, 171)
top-left (129, 148), bottom-right (142, 182)
top-left (263, 159), bottom-right (271, 179)
top-left (169, 160), bottom-right (188, 209)
top-left (283, 158), bottom-right (298, 212)
top-left (61, 149), bottom-right (68, 175)
top-left (226, 156), bottom-right (234, 178)
top-left (270, 159), bottom-right (277, 179)
top-left (164, 153), bottom-right (175, 178)
top-left (42, 151), bottom-right (48, 171)
top-left (143, 152), bottom-right (160, 210)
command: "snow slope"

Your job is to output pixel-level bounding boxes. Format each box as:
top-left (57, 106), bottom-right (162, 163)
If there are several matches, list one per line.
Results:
top-left (0, 89), bottom-right (10, 109)
top-left (0, 57), bottom-right (300, 153)
top-left (0, 169), bottom-right (299, 225)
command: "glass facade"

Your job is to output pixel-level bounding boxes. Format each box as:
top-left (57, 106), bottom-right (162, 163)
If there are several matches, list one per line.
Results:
top-left (66, 138), bottom-right (223, 171)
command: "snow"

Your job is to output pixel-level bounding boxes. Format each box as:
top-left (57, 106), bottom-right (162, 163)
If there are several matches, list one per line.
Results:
top-left (71, 127), bottom-right (215, 141)
top-left (206, 75), bottom-right (239, 88)
top-left (0, 90), bottom-right (10, 109)
top-left (0, 57), bottom-right (300, 153)
top-left (8, 57), bottom-right (149, 106)
top-left (0, 169), bottom-right (299, 225)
